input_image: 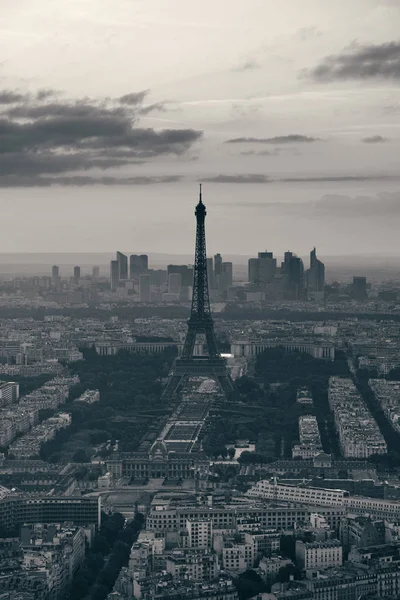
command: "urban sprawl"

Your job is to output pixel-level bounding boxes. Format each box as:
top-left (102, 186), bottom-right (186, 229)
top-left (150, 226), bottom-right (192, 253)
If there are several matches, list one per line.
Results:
top-left (2, 197), bottom-right (400, 600)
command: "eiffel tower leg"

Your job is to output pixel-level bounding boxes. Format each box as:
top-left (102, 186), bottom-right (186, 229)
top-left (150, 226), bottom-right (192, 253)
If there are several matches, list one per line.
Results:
top-left (181, 327), bottom-right (197, 359)
top-left (216, 375), bottom-right (236, 399)
top-left (204, 324), bottom-right (219, 357)
top-left (161, 374), bottom-right (184, 400)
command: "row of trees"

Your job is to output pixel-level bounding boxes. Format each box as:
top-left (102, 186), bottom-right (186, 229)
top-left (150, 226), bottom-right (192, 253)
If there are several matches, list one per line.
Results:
top-left (68, 511), bottom-right (144, 600)
top-left (39, 348), bottom-right (177, 462)
top-left (202, 348), bottom-right (349, 461)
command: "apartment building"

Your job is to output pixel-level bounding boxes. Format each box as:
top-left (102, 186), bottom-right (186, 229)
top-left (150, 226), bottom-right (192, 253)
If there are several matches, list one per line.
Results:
top-left (369, 379), bottom-right (400, 434)
top-left (0, 381), bottom-right (19, 406)
top-left (292, 415), bottom-right (322, 459)
top-left (295, 540), bottom-right (342, 570)
top-left (247, 480), bottom-right (347, 507)
top-left (328, 377), bottom-right (387, 458)
top-left (186, 518), bottom-right (213, 549)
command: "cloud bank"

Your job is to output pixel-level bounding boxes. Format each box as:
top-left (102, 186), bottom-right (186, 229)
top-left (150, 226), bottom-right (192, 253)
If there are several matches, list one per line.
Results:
top-left (309, 41), bottom-right (400, 81)
top-left (362, 135), bottom-right (387, 143)
top-left (225, 135), bottom-right (320, 144)
top-left (0, 88), bottom-right (202, 186)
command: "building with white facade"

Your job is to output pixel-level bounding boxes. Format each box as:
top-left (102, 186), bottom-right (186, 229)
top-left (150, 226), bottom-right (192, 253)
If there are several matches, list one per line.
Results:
top-left (246, 480), bottom-right (400, 520)
top-left (247, 480), bottom-right (347, 507)
top-left (0, 381), bottom-right (19, 406)
top-left (295, 539), bottom-right (342, 570)
top-left (328, 377), bottom-right (387, 458)
top-left (369, 379), bottom-right (400, 434)
top-left (186, 518), bottom-right (213, 549)
top-left (292, 415), bottom-right (322, 459)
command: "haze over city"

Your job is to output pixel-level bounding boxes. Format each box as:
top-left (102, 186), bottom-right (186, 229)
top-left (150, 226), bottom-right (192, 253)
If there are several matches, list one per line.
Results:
top-left (1, 0), bottom-right (400, 254)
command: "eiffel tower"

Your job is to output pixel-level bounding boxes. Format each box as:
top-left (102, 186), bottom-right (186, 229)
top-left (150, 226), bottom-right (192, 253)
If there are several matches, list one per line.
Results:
top-left (162, 185), bottom-right (235, 400)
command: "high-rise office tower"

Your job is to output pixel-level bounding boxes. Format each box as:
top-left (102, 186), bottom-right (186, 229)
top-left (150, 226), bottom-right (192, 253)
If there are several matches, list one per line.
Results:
top-left (130, 254), bottom-right (148, 278)
top-left (214, 253), bottom-right (222, 277)
top-left (116, 251), bottom-right (128, 281)
top-left (248, 258), bottom-right (259, 284)
top-left (281, 252), bottom-right (304, 300)
top-left (167, 265), bottom-right (193, 288)
top-left (92, 265), bottom-right (100, 279)
top-left (306, 248), bottom-right (325, 294)
top-left (168, 272), bottom-right (182, 295)
top-left (110, 260), bottom-right (119, 291)
top-left (258, 251), bottom-right (277, 284)
top-left (206, 257), bottom-right (214, 290)
top-left (52, 265), bottom-right (59, 278)
top-left (352, 276), bottom-right (367, 300)
top-left (139, 274), bottom-right (151, 302)
top-left (219, 262), bottom-right (233, 291)
top-left (73, 266), bottom-right (81, 284)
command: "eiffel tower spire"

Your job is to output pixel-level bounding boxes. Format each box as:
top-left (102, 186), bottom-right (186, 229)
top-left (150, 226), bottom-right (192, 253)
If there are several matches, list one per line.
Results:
top-left (161, 186), bottom-right (235, 400)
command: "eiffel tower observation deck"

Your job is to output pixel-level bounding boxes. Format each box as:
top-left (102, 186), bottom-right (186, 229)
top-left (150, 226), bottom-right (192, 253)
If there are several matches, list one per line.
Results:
top-left (161, 185), bottom-right (235, 400)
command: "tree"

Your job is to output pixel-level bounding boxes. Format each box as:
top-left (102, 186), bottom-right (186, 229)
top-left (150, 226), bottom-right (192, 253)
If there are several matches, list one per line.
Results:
top-left (91, 535), bottom-right (111, 556)
top-left (235, 570), bottom-right (267, 600)
top-left (276, 564), bottom-right (301, 583)
top-left (73, 449), bottom-right (90, 463)
top-left (90, 583), bottom-right (109, 600)
top-left (227, 447), bottom-right (236, 459)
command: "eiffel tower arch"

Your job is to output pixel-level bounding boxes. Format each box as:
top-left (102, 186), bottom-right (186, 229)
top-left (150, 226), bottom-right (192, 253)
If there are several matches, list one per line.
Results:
top-left (162, 185), bottom-right (235, 400)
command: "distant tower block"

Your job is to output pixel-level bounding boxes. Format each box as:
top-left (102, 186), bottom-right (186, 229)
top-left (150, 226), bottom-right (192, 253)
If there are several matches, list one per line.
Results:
top-left (161, 185), bottom-right (235, 400)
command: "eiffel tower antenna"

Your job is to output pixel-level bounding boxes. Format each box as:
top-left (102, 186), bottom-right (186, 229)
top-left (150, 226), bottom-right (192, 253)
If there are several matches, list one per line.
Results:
top-left (161, 186), bottom-right (235, 400)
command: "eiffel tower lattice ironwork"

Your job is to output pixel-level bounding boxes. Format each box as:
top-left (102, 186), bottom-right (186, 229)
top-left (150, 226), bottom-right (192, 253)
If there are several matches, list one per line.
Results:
top-left (161, 185), bottom-right (235, 400)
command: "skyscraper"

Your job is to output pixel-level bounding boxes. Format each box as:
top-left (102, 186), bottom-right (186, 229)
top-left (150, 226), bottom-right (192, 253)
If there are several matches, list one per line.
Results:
top-left (92, 265), bottom-right (100, 279)
top-left (73, 266), bottom-right (81, 284)
top-left (116, 251), bottom-right (128, 281)
top-left (352, 276), bottom-right (367, 300)
top-left (306, 248), bottom-right (325, 295)
top-left (214, 253), bottom-right (222, 277)
top-left (214, 253), bottom-right (222, 290)
top-left (168, 272), bottom-right (182, 295)
top-left (167, 265), bottom-right (193, 288)
top-left (139, 274), bottom-right (151, 302)
top-left (130, 254), bottom-right (148, 278)
top-left (248, 258), bottom-right (259, 284)
top-left (206, 257), bottom-right (214, 290)
top-left (258, 251), bottom-right (277, 284)
top-left (110, 260), bottom-right (119, 291)
top-left (52, 265), bottom-right (59, 278)
top-left (248, 251), bottom-right (277, 286)
top-left (220, 262), bottom-right (233, 291)
top-left (281, 252), bottom-right (304, 300)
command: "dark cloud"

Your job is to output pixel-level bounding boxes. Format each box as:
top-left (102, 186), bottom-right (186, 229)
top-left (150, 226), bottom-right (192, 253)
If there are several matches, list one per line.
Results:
top-left (232, 60), bottom-right (260, 72)
top-left (140, 102), bottom-right (169, 115)
top-left (5, 102), bottom-right (129, 120)
top-left (201, 174), bottom-right (270, 184)
top-left (362, 135), bottom-right (387, 143)
top-left (0, 174), bottom-right (182, 188)
top-left (280, 174), bottom-right (399, 182)
top-left (0, 151), bottom-right (139, 176)
top-left (118, 90), bottom-right (149, 105)
top-left (225, 135), bottom-right (320, 144)
top-left (308, 41), bottom-right (400, 81)
top-left (0, 90), bottom-right (28, 104)
top-left (36, 89), bottom-right (59, 101)
top-left (239, 149), bottom-right (279, 156)
top-left (0, 88), bottom-right (202, 184)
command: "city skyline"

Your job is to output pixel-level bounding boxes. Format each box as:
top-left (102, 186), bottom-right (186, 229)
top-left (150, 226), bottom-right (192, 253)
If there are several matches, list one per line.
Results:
top-left (1, 0), bottom-right (400, 254)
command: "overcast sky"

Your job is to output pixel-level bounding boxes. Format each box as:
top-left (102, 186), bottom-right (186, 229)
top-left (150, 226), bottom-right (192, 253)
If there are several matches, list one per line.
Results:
top-left (1, 0), bottom-right (400, 256)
